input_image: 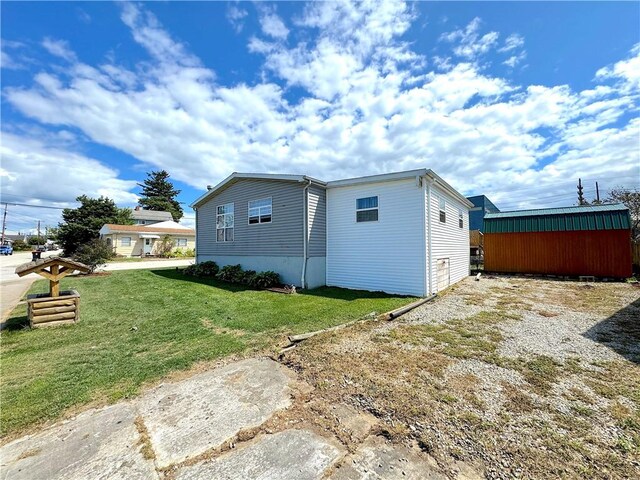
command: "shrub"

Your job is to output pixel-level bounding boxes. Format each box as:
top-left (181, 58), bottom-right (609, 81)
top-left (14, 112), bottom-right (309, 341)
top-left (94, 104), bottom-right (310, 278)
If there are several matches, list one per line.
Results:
top-left (184, 248), bottom-right (195, 257)
top-left (183, 261), bottom-right (219, 278)
top-left (248, 271), bottom-right (280, 289)
top-left (12, 239), bottom-right (30, 251)
top-left (73, 238), bottom-right (114, 273)
top-left (241, 270), bottom-right (257, 285)
top-left (218, 264), bottom-right (244, 283)
top-left (155, 235), bottom-right (175, 258)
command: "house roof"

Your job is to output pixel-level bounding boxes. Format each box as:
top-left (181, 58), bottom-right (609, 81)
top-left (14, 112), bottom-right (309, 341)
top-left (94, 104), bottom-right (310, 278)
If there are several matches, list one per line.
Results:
top-left (15, 256), bottom-right (90, 277)
top-left (191, 169), bottom-right (473, 209)
top-left (131, 209), bottom-right (174, 221)
top-left (100, 223), bottom-right (195, 235)
top-left (191, 172), bottom-right (326, 208)
top-left (484, 204), bottom-right (631, 233)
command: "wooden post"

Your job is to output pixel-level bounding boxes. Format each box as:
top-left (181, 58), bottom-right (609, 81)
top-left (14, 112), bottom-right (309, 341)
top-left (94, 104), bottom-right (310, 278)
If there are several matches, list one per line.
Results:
top-left (50, 264), bottom-right (60, 297)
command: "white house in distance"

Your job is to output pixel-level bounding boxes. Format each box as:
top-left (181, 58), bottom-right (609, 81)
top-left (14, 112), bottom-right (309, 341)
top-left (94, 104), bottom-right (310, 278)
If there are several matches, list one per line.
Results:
top-left (192, 169), bottom-right (472, 297)
top-left (100, 220), bottom-right (195, 257)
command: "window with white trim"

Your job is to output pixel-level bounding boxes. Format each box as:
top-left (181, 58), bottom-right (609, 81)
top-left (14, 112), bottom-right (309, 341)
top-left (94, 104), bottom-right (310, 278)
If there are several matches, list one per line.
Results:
top-left (439, 197), bottom-right (446, 223)
top-left (216, 203), bottom-right (234, 242)
top-left (248, 198), bottom-right (272, 224)
top-left (177, 238), bottom-right (188, 247)
top-left (121, 237), bottom-right (132, 246)
top-left (458, 210), bottom-right (464, 228)
top-left (356, 196), bottom-right (378, 222)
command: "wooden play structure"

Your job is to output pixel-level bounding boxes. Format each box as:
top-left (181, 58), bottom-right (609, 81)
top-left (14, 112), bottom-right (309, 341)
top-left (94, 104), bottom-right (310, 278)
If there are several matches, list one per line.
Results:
top-left (15, 257), bottom-right (90, 328)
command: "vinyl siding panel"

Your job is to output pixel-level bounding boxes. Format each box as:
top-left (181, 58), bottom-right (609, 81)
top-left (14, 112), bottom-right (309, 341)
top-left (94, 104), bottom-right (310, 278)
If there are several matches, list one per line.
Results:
top-left (196, 179), bottom-right (305, 257)
top-left (327, 178), bottom-right (425, 296)
top-left (308, 185), bottom-right (327, 257)
top-left (428, 184), bottom-right (470, 292)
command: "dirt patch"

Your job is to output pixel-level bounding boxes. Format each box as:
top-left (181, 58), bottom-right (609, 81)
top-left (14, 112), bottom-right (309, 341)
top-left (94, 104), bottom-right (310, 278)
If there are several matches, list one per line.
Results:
top-left (282, 276), bottom-right (640, 479)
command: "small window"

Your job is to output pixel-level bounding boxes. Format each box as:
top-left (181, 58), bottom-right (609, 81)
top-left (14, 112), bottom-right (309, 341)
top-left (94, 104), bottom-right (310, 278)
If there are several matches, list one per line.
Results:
top-left (439, 197), bottom-right (446, 223)
top-left (177, 238), bottom-right (188, 247)
top-left (216, 203), bottom-right (234, 242)
top-left (356, 196), bottom-right (378, 222)
top-left (121, 237), bottom-right (131, 246)
top-left (248, 198), bottom-right (272, 224)
top-left (458, 210), bottom-right (464, 228)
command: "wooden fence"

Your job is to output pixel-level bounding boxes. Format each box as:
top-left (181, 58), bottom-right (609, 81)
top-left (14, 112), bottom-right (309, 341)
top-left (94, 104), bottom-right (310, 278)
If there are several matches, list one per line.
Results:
top-left (633, 242), bottom-right (640, 270)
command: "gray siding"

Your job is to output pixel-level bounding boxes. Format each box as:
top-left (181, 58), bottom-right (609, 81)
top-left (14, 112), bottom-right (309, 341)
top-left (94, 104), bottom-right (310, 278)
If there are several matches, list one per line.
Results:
top-left (308, 185), bottom-right (326, 257)
top-left (196, 179), bottom-right (305, 257)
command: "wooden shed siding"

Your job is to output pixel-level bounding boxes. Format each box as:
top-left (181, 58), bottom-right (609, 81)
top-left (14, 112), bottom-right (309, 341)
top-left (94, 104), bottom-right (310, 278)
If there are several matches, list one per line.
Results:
top-left (196, 179), bottom-right (305, 257)
top-left (308, 185), bottom-right (327, 257)
top-left (484, 230), bottom-right (632, 278)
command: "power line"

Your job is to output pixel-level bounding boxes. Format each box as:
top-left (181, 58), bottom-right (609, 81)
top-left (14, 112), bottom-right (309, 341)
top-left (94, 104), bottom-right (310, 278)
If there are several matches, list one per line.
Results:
top-left (0, 201), bottom-right (66, 210)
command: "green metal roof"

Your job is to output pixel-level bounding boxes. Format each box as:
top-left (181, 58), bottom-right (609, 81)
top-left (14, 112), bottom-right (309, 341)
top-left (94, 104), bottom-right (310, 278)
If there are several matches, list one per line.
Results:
top-left (484, 204), bottom-right (631, 233)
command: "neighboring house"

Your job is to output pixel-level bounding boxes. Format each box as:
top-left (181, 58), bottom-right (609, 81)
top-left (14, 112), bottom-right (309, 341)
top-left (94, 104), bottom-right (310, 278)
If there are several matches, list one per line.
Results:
top-left (484, 204), bottom-right (632, 278)
top-left (191, 169), bottom-right (472, 296)
top-left (466, 195), bottom-right (500, 232)
top-left (131, 207), bottom-right (174, 225)
top-left (99, 221), bottom-right (195, 257)
top-left (2, 233), bottom-right (28, 245)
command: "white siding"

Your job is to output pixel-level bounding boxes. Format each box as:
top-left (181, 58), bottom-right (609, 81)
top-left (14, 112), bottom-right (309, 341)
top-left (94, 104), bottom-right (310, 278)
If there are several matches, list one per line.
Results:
top-left (427, 183), bottom-right (470, 292)
top-left (327, 178), bottom-right (426, 296)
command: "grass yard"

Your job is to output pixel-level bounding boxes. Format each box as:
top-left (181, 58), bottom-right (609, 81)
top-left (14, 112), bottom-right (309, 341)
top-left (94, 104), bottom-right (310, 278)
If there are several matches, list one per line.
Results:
top-left (0, 268), bottom-right (414, 439)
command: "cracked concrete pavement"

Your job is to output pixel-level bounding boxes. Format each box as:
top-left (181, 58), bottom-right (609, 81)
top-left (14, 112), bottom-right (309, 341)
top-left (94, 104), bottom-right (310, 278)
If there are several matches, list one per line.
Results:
top-left (1, 357), bottom-right (454, 480)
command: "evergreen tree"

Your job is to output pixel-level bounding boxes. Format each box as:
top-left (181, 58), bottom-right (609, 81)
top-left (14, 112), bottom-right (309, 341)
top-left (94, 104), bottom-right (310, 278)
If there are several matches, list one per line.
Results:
top-left (137, 170), bottom-right (183, 221)
top-left (58, 195), bottom-right (123, 256)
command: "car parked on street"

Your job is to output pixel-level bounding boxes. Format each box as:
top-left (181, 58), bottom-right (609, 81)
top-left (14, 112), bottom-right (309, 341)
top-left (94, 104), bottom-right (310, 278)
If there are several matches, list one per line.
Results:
top-left (0, 244), bottom-right (14, 255)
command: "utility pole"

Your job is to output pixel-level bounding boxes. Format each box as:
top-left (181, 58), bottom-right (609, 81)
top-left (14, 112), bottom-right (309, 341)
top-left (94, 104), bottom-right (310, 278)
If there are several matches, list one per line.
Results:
top-left (577, 178), bottom-right (585, 205)
top-left (1, 203), bottom-right (7, 245)
top-left (595, 182), bottom-right (600, 204)
top-left (37, 220), bottom-right (41, 248)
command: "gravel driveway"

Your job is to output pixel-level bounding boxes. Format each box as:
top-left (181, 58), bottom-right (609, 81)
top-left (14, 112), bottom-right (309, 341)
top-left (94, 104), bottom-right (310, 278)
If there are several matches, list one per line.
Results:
top-left (285, 275), bottom-right (640, 479)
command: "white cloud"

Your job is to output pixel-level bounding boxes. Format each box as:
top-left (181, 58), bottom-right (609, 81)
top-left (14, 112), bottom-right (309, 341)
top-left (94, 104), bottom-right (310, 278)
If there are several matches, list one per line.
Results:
top-left (3, 1), bottom-right (639, 216)
top-left (596, 43), bottom-right (640, 91)
top-left (0, 131), bottom-right (139, 230)
top-left (440, 17), bottom-right (499, 60)
top-left (258, 8), bottom-right (289, 40)
top-left (226, 4), bottom-right (248, 33)
top-left (42, 37), bottom-right (77, 62)
top-left (499, 33), bottom-right (524, 53)
top-left (503, 51), bottom-right (526, 68)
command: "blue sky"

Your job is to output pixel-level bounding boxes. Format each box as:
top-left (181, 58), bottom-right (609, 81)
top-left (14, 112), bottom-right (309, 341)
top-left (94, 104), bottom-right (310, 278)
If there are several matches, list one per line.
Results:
top-left (1, 1), bottom-right (639, 232)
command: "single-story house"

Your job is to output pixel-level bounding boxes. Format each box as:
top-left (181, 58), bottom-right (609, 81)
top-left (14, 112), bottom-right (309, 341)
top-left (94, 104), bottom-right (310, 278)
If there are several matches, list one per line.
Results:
top-left (131, 207), bottom-right (174, 225)
top-left (191, 169), bottom-right (472, 296)
top-left (99, 221), bottom-right (195, 257)
top-left (484, 204), bottom-right (632, 278)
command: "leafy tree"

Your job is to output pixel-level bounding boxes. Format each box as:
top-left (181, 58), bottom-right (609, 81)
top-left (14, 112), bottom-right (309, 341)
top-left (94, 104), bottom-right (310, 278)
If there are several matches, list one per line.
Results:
top-left (12, 239), bottom-right (30, 251)
top-left (154, 235), bottom-right (176, 258)
top-left (45, 226), bottom-right (60, 241)
top-left (114, 208), bottom-right (135, 225)
top-left (137, 170), bottom-right (183, 221)
top-left (27, 236), bottom-right (47, 246)
top-left (73, 238), bottom-right (114, 273)
top-left (607, 187), bottom-right (640, 241)
top-left (58, 195), bottom-right (122, 256)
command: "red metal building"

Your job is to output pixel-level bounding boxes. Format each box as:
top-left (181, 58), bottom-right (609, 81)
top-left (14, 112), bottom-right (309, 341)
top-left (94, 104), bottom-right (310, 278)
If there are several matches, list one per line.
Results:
top-left (484, 204), bottom-right (632, 278)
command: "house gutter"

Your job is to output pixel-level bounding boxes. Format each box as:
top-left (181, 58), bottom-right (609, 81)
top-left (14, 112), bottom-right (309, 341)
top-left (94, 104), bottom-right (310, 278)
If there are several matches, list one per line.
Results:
top-left (301, 179), bottom-right (312, 288)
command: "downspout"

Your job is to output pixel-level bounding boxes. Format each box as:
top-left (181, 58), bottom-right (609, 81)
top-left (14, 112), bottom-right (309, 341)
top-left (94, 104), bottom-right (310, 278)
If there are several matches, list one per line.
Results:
top-left (193, 207), bottom-right (198, 263)
top-left (426, 177), bottom-right (434, 294)
top-left (301, 179), bottom-right (312, 288)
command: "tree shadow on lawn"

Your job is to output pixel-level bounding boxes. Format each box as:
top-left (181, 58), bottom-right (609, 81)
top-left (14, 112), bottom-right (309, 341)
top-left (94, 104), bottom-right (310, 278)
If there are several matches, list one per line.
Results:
top-left (583, 296), bottom-right (640, 365)
top-left (149, 268), bottom-right (410, 301)
top-left (0, 314), bottom-right (29, 331)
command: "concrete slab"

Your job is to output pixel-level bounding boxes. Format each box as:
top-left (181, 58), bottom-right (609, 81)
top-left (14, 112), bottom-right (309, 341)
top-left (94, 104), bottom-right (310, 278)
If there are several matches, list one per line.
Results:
top-left (0, 404), bottom-right (157, 480)
top-left (330, 435), bottom-right (446, 480)
top-left (137, 358), bottom-right (292, 469)
top-left (175, 429), bottom-right (343, 480)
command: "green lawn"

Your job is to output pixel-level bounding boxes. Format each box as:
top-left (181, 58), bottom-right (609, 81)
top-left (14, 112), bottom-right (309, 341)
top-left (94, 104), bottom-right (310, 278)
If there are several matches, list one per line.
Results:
top-left (0, 268), bottom-right (414, 438)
